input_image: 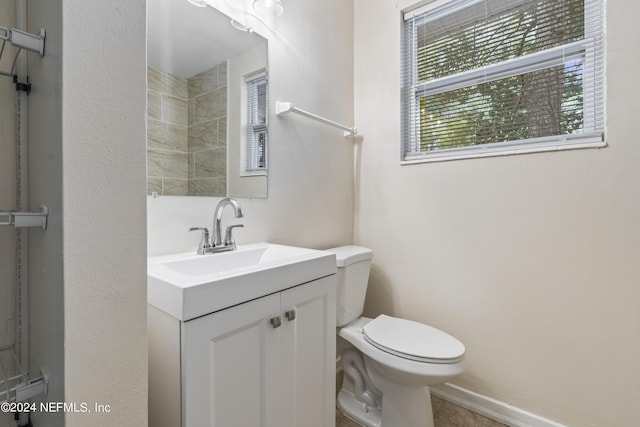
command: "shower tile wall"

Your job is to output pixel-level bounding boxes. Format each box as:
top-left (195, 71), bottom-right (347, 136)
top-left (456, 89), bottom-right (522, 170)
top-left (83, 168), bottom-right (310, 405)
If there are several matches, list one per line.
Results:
top-left (187, 63), bottom-right (227, 197)
top-left (147, 67), bottom-right (189, 195)
top-left (147, 63), bottom-right (227, 197)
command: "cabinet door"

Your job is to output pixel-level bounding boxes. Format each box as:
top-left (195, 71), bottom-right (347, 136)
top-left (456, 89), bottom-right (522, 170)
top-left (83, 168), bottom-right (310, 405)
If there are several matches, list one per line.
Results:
top-left (183, 293), bottom-right (282, 427)
top-left (280, 275), bottom-right (337, 427)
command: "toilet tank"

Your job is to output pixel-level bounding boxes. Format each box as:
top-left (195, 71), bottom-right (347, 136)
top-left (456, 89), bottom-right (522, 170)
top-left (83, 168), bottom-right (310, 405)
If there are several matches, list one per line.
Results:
top-left (327, 246), bottom-right (373, 327)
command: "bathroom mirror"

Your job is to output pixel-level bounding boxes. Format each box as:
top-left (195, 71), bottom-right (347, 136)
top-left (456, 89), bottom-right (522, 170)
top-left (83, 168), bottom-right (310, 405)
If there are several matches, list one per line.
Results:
top-left (147, 0), bottom-right (268, 198)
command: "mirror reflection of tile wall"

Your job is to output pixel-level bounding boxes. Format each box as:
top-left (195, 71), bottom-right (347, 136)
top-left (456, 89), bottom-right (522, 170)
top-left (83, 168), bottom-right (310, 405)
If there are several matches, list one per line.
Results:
top-left (147, 64), bottom-right (227, 196)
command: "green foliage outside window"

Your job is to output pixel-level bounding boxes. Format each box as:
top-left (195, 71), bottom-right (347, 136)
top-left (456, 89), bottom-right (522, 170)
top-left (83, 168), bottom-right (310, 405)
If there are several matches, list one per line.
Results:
top-left (415, 0), bottom-right (586, 151)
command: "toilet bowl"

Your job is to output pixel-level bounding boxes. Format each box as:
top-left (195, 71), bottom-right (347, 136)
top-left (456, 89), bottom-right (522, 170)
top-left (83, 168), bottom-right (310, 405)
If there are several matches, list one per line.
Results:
top-left (328, 246), bottom-right (465, 427)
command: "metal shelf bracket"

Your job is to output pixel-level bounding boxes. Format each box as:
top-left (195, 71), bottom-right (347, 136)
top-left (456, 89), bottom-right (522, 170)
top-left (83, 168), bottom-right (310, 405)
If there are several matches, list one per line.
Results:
top-left (0, 205), bottom-right (48, 230)
top-left (0, 346), bottom-right (48, 405)
top-left (14, 370), bottom-right (49, 402)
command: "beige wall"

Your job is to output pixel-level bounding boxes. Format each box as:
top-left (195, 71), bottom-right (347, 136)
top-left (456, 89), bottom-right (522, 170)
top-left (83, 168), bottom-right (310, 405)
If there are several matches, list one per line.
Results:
top-left (28, 0), bottom-right (64, 425)
top-left (354, 0), bottom-right (640, 426)
top-left (0, 1), bottom-right (16, 426)
top-left (148, 0), bottom-right (355, 256)
top-left (0, 2), bottom-right (16, 355)
top-left (61, 0), bottom-right (148, 425)
top-left (24, 0), bottom-right (148, 426)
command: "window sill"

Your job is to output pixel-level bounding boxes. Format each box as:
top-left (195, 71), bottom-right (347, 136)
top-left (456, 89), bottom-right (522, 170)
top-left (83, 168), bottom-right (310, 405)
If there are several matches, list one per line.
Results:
top-left (401, 133), bottom-right (606, 165)
top-left (240, 171), bottom-right (268, 177)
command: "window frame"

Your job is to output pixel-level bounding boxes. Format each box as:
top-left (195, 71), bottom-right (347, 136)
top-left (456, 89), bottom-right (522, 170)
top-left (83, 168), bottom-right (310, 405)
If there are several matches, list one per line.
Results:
top-left (401, 0), bottom-right (606, 164)
top-left (242, 71), bottom-right (269, 176)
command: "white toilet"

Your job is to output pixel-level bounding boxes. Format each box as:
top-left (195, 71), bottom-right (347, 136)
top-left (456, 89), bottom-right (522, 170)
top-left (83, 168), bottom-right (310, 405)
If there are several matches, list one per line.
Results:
top-left (328, 246), bottom-right (465, 427)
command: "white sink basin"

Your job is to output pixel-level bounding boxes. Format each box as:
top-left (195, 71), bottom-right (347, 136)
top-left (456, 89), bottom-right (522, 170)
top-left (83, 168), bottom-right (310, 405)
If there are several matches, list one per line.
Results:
top-left (148, 243), bottom-right (336, 321)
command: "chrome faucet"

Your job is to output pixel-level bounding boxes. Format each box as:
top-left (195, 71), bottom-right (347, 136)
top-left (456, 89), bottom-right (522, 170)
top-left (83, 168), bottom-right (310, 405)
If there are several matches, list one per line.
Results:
top-left (188, 198), bottom-right (244, 255)
top-left (212, 198), bottom-right (244, 248)
top-left (188, 226), bottom-right (212, 255)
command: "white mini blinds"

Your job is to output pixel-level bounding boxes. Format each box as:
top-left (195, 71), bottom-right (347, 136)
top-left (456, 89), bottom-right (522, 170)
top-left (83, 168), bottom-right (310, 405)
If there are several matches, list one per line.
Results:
top-left (401, 0), bottom-right (604, 162)
top-left (245, 73), bottom-right (268, 173)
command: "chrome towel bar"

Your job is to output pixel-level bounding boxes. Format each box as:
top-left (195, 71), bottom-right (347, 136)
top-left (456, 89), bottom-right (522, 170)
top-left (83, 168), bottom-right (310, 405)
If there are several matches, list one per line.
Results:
top-left (276, 101), bottom-right (357, 137)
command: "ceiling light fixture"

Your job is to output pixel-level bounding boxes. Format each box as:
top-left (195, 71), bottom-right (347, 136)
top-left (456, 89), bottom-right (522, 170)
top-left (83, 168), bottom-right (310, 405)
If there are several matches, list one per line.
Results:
top-left (186, 0), bottom-right (207, 7)
top-left (230, 19), bottom-right (254, 33)
top-left (252, 0), bottom-right (284, 17)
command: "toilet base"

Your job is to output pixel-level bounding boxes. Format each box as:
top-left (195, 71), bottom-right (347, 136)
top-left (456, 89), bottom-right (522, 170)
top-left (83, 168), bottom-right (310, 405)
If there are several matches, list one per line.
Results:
top-left (337, 389), bottom-right (381, 427)
top-left (379, 383), bottom-right (434, 427)
top-left (366, 356), bottom-right (435, 427)
top-left (337, 383), bottom-right (435, 427)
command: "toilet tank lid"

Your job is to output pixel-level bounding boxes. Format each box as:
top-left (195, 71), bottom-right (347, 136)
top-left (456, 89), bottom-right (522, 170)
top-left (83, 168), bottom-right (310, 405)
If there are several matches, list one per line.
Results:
top-left (326, 246), bottom-right (373, 267)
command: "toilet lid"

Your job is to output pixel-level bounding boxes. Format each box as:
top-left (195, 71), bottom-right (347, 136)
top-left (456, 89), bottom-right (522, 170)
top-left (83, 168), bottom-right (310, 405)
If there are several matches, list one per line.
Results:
top-left (362, 315), bottom-right (465, 364)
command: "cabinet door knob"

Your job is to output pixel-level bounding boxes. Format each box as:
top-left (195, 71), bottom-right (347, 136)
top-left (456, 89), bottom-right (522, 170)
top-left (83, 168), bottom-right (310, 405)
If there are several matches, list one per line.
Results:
top-left (285, 309), bottom-right (296, 321)
top-left (270, 316), bottom-right (282, 328)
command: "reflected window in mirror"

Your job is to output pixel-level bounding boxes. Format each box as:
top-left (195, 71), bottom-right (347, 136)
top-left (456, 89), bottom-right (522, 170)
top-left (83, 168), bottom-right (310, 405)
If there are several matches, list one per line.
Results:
top-left (244, 72), bottom-right (268, 175)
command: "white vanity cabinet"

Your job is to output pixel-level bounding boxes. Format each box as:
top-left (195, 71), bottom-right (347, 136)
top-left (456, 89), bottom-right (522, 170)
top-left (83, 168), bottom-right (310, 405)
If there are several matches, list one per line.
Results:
top-left (149, 275), bottom-right (336, 427)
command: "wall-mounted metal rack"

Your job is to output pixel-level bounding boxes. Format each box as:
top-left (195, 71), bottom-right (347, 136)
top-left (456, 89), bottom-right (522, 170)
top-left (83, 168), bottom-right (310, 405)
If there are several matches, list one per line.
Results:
top-left (0, 345), bottom-right (48, 405)
top-left (0, 206), bottom-right (48, 230)
top-left (0, 25), bottom-right (46, 93)
top-left (276, 101), bottom-right (357, 137)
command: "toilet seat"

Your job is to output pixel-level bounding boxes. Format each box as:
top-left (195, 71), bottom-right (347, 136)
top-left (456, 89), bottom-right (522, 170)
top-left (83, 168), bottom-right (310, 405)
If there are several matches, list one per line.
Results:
top-left (339, 316), bottom-right (465, 386)
top-left (362, 315), bottom-right (465, 364)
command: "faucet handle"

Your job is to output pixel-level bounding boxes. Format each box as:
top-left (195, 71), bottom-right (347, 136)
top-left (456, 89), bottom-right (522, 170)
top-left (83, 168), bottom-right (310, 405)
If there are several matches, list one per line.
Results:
top-left (188, 227), bottom-right (211, 254)
top-left (223, 224), bottom-right (244, 249)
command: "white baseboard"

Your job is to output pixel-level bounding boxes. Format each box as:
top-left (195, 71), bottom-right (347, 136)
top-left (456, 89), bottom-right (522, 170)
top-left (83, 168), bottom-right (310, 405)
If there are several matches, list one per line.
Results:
top-left (431, 383), bottom-right (567, 427)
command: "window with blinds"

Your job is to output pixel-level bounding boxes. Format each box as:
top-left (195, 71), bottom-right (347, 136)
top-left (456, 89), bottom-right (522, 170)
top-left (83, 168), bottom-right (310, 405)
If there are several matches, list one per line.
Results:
top-left (401, 0), bottom-right (604, 162)
top-left (244, 73), bottom-right (268, 173)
